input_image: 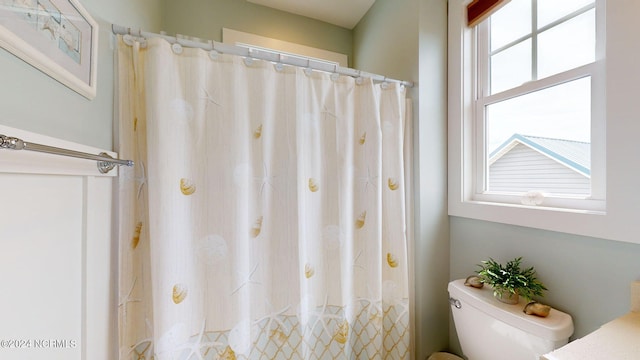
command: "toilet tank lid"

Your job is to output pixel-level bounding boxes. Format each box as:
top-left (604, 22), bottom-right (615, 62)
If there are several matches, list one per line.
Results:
top-left (448, 279), bottom-right (574, 341)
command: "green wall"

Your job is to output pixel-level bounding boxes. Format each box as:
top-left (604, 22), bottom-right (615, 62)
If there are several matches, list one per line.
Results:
top-left (0, 0), bottom-right (163, 149)
top-left (449, 217), bottom-right (640, 352)
top-left (416, 0), bottom-right (450, 357)
top-left (447, 0), bottom-right (640, 356)
top-left (6, 1), bottom-right (637, 359)
top-left (355, 1), bottom-right (450, 359)
top-left (357, 2), bottom-right (640, 359)
top-left (160, 0), bottom-right (352, 66)
top-left (0, 0), bottom-right (349, 148)
top-left (353, 0), bottom-right (419, 82)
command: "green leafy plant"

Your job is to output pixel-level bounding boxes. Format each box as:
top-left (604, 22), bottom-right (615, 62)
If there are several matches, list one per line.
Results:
top-left (476, 257), bottom-right (547, 302)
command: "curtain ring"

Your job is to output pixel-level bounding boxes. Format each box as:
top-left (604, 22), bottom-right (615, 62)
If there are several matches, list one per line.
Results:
top-left (275, 54), bottom-right (284, 71)
top-left (304, 59), bottom-right (313, 76)
top-left (172, 43), bottom-right (183, 54)
top-left (330, 64), bottom-right (340, 81)
top-left (381, 77), bottom-right (389, 90)
top-left (355, 70), bottom-right (363, 85)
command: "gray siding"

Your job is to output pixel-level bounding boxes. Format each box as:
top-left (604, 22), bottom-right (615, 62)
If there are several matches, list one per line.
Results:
top-left (489, 144), bottom-right (590, 195)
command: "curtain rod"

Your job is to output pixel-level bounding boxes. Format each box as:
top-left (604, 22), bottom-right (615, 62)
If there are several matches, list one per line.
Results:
top-left (112, 24), bottom-right (414, 88)
top-left (0, 134), bottom-right (134, 174)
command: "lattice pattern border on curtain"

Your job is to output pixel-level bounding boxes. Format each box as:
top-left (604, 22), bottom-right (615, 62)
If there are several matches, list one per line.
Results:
top-left (129, 300), bottom-right (409, 360)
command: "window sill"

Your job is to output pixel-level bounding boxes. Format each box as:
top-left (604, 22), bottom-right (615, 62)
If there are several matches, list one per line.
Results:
top-left (461, 199), bottom-right (606, 216)
top-left (472, 193), bottom-right (605, 213)
top-left (448, 199), bottom-right (612, 240)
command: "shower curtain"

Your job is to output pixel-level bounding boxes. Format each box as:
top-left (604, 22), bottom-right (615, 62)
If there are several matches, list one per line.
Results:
top-left (117, 36), bottom-right (411, 360)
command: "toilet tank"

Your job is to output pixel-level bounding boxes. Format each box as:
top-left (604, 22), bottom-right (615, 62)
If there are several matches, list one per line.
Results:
top-left (448, 279), bottom-right (574, 360)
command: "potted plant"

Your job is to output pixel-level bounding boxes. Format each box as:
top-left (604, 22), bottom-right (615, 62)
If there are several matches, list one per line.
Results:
top-left (476, 257), bottom-right (547, 304)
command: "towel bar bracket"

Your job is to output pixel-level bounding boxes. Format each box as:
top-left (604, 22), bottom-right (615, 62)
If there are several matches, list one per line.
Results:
top-left (97, 152), bottom-right (118, 174)
top-left (0, 134), bottom-right (24, 150)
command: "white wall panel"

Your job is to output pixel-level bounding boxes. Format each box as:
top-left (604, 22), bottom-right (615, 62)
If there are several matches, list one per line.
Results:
top-left (0, 174), bottom-right (83, 360)
top-left (0, 125), bottom-right (116, 360)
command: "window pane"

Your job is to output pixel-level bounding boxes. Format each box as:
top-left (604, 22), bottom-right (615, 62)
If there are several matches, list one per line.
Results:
top-left (490, 0), bottom-right (531, 51)
top-left (538, 10), bottom-right (595, 79)
top-left (491, 39), bottom-right (531, 94)
top-left (538, 0), bottom-right (594, 28)
top-left (486, 77), bottom-right (591, 195)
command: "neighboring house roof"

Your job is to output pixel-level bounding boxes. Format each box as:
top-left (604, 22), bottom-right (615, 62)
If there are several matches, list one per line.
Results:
top-left (489, 134), bottom-right (591, 176)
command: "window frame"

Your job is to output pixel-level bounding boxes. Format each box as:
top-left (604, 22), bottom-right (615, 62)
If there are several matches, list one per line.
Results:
top-left (473, 0), bottom-right (605, 211)
top-left (447, 0), bottom-right (640, 244)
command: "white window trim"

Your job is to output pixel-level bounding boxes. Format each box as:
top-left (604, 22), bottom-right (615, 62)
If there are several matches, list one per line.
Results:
top-left (448, 0), bottom-right (640, 244)
top-left (473, 1), bottom-right (606, 210)
top-left (475, 69), bottom-right (606, 211)
top-left (222, 28), bottom-right (349, 67)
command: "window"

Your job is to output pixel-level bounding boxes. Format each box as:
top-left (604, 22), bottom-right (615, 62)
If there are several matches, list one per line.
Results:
top-left (445, 0), bottom-right (640, 243)
top-left (473, 0), bottom-right (604, 210)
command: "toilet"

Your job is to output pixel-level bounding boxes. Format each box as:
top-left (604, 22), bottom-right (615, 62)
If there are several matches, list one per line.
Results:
top-left (443, 278), bottom-right (574, 360)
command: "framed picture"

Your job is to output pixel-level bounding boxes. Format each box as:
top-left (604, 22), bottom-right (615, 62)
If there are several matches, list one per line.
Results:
top-left (0, 0), bottom-right (98, 99)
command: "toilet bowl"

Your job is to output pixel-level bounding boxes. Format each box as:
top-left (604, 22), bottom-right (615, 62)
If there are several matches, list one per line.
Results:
top-left (448, 279), bottom-right (574, 360)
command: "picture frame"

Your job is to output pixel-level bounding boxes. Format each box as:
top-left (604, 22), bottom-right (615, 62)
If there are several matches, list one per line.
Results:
top-left (0, 0), bottom-right (98, 99)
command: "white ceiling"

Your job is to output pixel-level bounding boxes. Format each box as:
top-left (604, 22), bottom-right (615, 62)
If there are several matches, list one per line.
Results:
top-left (246, 0), bottom-right (376, 29)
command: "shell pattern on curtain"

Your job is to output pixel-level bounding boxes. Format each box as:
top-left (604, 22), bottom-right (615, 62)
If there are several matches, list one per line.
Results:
top-left (117, 36), bottom-right (410, 360)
